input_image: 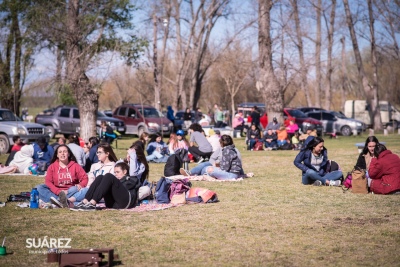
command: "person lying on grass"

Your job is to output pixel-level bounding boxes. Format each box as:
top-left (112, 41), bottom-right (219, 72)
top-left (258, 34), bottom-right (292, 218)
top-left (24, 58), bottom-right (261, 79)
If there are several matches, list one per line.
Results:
top-left (70, 162), bottom-right (140, 211)
top-left (181, 135), bottom-right (254, 180)
top-left (293, 136), bottom-right (342, 186)
top-left (36, 145), bottom-right (88, 208)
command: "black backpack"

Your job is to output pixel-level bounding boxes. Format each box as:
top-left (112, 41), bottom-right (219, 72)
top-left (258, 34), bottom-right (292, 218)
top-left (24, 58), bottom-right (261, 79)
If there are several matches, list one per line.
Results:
top-left (163, 149), bottom-right (189, 177)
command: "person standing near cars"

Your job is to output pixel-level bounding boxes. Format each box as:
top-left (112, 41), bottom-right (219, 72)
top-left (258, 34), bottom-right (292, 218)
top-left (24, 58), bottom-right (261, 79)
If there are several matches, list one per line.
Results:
top-left (167, 106), bottom-right (175, 125)
top-left (250, 106), bottom-right (261, 130)
top-left (183, 108), bottom-right (192, 130)
top-left (214, 104), bottom-right (224, 128)
top-left (194, 107), bottom-right (202, 123)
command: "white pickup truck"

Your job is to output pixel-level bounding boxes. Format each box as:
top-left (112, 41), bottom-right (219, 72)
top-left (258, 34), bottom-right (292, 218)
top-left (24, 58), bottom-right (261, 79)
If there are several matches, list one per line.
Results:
top-left (0, 108), bottom-right (47, 154)
top-left (344, 100), bottom-right (400, 129)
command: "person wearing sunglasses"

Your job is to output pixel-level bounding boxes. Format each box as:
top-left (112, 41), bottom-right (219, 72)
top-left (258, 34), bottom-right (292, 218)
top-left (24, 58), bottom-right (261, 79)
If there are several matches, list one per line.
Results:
top-left (86, 143), bottom-right (118, 187)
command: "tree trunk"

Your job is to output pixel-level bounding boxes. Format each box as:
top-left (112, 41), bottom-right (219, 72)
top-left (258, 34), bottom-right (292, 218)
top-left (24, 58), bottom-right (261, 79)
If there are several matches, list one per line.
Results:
top-left (153, 13), bottom-right (161, 110)
top-left (340, 36), bottom-right (346, 111)
top-left (0, 22), bottom-right (13, 111)
top-left (315, 0), bottom-right (322, 107)
top-left (368, 0), bottom-right (382, 130)
top-left (343, 0), bottom-right (381, 130)
top-left (66, 0), bottom-right (97, 140)
top-left (325, 0), bottom-right (336, 110)
top-left (258, 0), bottom-right (283, 121)
top-left (291, 0), bottom-right (312, 106)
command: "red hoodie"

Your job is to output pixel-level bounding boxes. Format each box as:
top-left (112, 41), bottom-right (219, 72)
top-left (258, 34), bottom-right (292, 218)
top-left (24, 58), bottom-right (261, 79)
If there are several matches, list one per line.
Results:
top-left (45, 160), bottom-right (88, 195)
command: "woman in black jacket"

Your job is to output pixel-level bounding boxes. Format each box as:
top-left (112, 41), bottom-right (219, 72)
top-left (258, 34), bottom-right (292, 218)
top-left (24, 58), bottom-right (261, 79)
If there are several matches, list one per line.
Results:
top-left (355, 136), bottom-right (380, 171)
top-left (246, 123), bottom-right (261, 150)
top-left (71, 162), bottom-right (140, 211)
top-left (183, 108), bottom-right (192, 130)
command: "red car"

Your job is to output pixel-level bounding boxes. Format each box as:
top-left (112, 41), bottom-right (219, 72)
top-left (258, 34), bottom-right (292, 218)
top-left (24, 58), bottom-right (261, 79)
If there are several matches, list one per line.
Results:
top-left (283, 108), bottom-right (323, 135)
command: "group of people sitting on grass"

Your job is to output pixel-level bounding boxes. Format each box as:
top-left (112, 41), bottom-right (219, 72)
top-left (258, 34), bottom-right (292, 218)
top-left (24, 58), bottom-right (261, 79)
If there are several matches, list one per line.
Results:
top-left (246, 119), bottom-right (317, 151)
top-left (3, 117), bottom-right (399, 213)
top-left (293, 135), bottom-right (400, 194)
top-left (36, 141), bottom-right (151, 211)
top-left (29, 122), bottom-right (255, 210)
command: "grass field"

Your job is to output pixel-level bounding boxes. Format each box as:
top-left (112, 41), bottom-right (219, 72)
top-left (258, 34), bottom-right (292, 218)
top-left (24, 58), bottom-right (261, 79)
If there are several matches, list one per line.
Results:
top-left (0, 134), bottom-right (399, 267)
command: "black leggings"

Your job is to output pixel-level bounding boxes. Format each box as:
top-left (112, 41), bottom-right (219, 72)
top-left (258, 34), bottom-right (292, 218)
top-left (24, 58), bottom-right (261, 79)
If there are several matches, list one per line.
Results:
top-left (85, 173), bottom-right (133, 209)
top-left (188, 146), bottom-right (212, 161)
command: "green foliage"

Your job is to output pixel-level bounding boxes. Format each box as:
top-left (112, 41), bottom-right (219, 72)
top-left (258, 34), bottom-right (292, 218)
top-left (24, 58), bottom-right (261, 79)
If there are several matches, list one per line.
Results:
top-left (26, 0), bottom-right (146, 66)
top-left (58, 87), bottom-right (76, 105)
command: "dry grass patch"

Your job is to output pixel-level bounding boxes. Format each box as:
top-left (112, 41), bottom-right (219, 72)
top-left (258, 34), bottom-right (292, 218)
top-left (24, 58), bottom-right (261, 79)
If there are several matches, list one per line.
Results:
top-left (0, 134), bottom-right (399, 266)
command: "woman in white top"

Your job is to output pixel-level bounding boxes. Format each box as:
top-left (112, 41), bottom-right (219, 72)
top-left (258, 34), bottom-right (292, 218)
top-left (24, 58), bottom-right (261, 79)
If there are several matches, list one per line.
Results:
top-left (9, 144), bottom-right (34, 173)
top-left (86, 143), bottom-right (118, 187)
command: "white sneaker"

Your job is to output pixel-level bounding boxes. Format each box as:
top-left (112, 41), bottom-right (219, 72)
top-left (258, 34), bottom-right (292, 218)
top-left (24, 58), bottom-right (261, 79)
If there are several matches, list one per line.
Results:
top-left (328, 180), bottom-right (341, 187)
top-left (50, 197), bottom-right (63, 208)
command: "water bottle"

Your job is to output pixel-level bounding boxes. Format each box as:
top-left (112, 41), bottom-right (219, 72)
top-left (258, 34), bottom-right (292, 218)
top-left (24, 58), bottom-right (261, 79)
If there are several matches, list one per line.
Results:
top-left (30, 188), bottom-right (39, 209)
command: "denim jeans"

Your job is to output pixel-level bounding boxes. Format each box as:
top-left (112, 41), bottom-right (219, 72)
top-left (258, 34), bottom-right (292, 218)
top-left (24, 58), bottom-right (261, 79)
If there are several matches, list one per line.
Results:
top-left (247, 139), bottom-right (257, 150)
top-left (277, 140), bottom-right (287, 146)
top-left (302, 169), bottom-right (343, 185)
top-left (264, 140), bottom-right (277, 148)
top-left (190, 162), bottom-right (212, 175)
top-left (205, 166), bottom-right (240, 180)
top-left (36, 184), bottom-right (87, 203)
top-left (146, 151), bottom-right (163, 161)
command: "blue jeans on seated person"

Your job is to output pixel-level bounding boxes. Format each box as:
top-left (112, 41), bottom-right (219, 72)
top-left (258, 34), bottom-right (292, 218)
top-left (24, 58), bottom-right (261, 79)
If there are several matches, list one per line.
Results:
top-left (277, 140), bottom-right (287, 147)
top-left (205, 166), bottom-right (241, 180)
top-left (146, 151), bottom-right (163, 161)
top-left (190, 162), bottom-right (212, 175)
top-left (247, 139), bottom-right (257, 150)
top-left (264, 140), bottom-right (277, 148)
top-left (302, 169), bottom-right (343, 185)
top-left (36, 184), bottom-right (87, 203)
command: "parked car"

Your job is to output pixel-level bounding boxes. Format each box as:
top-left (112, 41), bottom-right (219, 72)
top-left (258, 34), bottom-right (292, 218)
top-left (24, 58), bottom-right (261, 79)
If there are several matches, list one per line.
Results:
top-left (174, 110), bottom-right (212, 130)
top-left (35, 105), bottom-right (126, 138)
top-left (0, 108), bottom-right (48, 154)
top-left (283, 108), bottom-right (323, 136)
top-left (113, 104), bottom-right (173, 136)
top-left (305, 110), bottom-right (366, 136)
top-left (102, 110), bottom-right (113, 117)
top-left (296, 107), bottom-right (326, 114)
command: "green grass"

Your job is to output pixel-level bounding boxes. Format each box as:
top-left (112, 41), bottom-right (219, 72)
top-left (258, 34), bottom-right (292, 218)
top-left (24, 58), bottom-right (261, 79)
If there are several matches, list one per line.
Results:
top-left (0, 134), bottom-right (400, 267)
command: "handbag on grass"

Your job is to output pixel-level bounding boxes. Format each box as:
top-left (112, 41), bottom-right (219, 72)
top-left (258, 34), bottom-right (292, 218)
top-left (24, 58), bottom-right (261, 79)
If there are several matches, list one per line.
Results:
top-left (351, 167), bottom-right (368, 194)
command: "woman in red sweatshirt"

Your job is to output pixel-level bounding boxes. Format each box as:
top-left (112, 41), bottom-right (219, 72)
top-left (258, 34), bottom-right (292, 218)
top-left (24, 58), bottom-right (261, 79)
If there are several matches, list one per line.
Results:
top-left (368, 144), bottom-right (400, 194)
top-left (36, 145), bottom-right (88, 208)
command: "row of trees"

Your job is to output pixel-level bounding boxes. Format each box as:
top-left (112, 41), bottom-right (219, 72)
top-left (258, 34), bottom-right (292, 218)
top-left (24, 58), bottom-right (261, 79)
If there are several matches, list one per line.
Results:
top-left (1, 0), bottom-right (399, 139)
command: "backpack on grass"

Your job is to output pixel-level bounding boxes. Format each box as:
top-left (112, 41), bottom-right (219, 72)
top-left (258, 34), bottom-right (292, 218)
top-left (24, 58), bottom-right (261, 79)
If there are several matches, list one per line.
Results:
top-left (155, 177), bottom-right (173, 204)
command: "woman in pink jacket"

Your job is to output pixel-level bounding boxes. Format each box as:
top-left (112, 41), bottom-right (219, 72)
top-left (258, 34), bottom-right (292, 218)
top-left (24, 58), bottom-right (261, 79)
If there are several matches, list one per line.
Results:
top-left (36, 145), bottom-right (88, 208)
top-left (368, 144), bottom-right (400, 194)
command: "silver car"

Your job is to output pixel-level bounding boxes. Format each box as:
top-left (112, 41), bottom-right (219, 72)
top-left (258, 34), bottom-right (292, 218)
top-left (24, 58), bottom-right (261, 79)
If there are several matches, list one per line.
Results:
top-left (306, 111), bottom-right (365, 136)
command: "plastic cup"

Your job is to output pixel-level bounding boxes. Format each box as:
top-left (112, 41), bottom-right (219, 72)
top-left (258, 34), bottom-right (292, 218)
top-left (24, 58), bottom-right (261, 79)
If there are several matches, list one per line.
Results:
top-left (0, 246), bottom-right (6, 256)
